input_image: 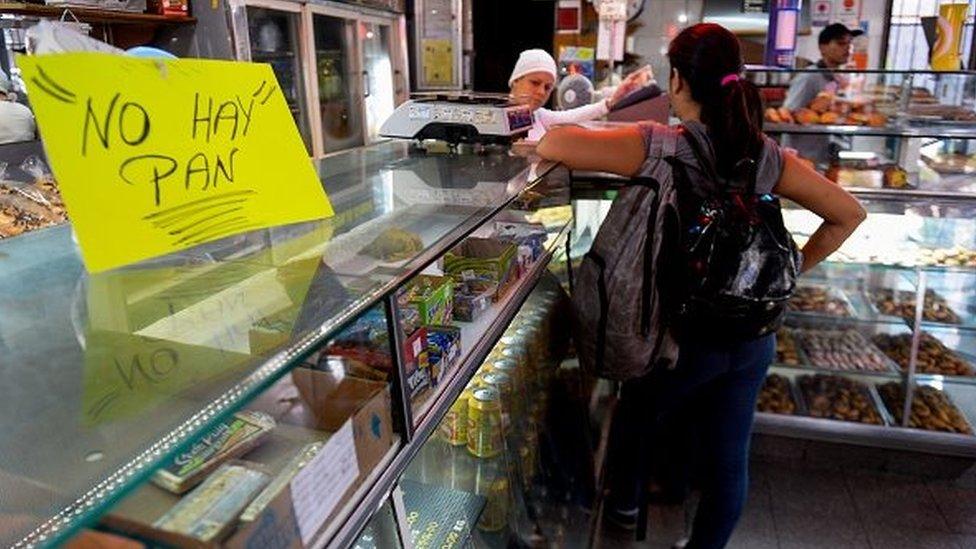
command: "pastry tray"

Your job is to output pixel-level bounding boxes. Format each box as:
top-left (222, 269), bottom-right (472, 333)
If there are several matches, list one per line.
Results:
top-left (865, 287), bottom-right (964, 327)
top-left (757, 374), bottom-right (807, 416)
top-left (794, 374), bottom-right (894, 426)
top-left (791, 326), bottom-right (901, 374)
top-left (875, 382), bottom-right (976, 435)
top-left (787, 284), bottom-right (858, 319)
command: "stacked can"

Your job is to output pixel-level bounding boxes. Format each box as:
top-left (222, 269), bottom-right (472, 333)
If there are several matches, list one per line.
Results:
top-left (474, 456), bottom-right (510, 532)
top-left (467, 387), bottom-right (504, 458)
top-left (481, 370), bottom-right (518, 421)
top-left (440, 385), bottom-right (473, 446)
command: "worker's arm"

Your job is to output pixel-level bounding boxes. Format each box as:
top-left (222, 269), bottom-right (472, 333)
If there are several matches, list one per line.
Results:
top-left (782, 73), bottom-right (824, 111)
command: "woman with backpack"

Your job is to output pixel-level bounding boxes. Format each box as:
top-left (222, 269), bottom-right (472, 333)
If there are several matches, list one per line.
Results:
top-left (537, 23), bottom-right (865, 547)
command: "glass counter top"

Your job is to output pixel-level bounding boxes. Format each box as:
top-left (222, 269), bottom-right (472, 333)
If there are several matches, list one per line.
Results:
top-left (0, 141), bottom-right (556, 548)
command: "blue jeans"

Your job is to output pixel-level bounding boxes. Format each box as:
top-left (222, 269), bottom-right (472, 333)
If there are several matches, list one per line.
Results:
top-left (607, 333), bottom-right (775, 549)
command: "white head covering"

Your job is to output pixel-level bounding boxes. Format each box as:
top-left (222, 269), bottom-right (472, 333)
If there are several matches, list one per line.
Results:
top-left (509, 49), bottom-right (557, 87)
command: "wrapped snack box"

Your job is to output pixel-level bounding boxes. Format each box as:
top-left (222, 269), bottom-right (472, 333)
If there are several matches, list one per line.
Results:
top-left (453, 280), bottom-right (496, 322)
top-left (427, 325), bottom-right (462, 385)
top-left (400, 275), bottom-right (454, 327)
top-left (443, 238), bottom-right (517, 300)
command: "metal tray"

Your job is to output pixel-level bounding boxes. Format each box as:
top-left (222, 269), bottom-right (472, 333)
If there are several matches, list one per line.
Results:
top-left (792, 327), bottom-right (901, 374)
top-left (794, 374), bottom-right (892, 426)
top-left (774, 327), bottom-right (811, 368)
top-left (757, 373), bottom-right (807, 416)
top-left (875, 382), bottom-right (975, 435)
top-left (787, 283), bottom-right (858, 319)
top-left (865, 287), bottom-right (963, 327)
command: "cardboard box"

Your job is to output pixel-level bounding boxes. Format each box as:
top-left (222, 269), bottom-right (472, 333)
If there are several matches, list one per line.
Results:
top-left (289, 368), bottom-right (393, 478)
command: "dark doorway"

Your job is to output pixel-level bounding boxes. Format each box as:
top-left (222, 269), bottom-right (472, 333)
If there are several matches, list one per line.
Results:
top-left (472, 0), bottom-right (555, 93)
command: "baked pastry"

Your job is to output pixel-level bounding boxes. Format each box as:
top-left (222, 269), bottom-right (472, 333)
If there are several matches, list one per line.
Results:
top-left (794, 108), bottom-right (819, 125)
top-left (363, 227), bottom-right (424, 262)
top-left (809, 92), bottom-right (833, 114)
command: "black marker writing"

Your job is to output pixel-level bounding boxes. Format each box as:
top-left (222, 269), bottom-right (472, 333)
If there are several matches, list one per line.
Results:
top-left (82, 93), bottom-right (120, 156)
top-left (119, 154), bottom-right (178, 207)
top-left (114, 347), bottom-right (179, 390)
top-left (119, 102), bottom-right (151, 146)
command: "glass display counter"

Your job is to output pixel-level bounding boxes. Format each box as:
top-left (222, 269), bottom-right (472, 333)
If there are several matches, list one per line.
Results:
top-left (0, 140), bottom-right (574, 548)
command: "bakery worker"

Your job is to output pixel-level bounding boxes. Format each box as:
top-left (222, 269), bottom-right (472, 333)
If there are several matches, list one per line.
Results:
top-left (0, 71), bottom-right (36, 144)
top-left (509, 49), bottom-right (655, 141)
top-left (782, 23), bottom-right (863, 165)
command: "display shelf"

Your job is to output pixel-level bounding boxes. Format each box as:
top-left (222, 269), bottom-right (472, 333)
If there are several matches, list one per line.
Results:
top-left (0, 141), bottom-right (559, 549)
top-left (763, 122), bottom-right (976, 139)
top-left (0, 3), bottom-right (196, 24)
top-left (756, 367), bottom-right (976, 457)
top-left (568, 168), bottom-right (976, 203)
top-left (323, 228), bottom-right (570, 549)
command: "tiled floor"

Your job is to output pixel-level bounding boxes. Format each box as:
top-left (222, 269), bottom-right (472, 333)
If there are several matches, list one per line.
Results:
top-left (599, 460), bottom-right (976, 549)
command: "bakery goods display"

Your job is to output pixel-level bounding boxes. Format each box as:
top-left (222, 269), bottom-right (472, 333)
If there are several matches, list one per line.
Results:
top-left (757, 374), bottom-right (798, 414)
top-left (798, 374), bottom-right (886, 425)
top-left (794, 328), bottom-right (894, 372)
top-left (916, 247), bottom-right (976, 268)
top-left (776, 327), bottom-right (802, 366)
top-left (873, 333), bottom-right (975, 377)
top-left (870, 288), bottom-right (962, 324)
top-left (824, 164), bottom-right (909, 189)
top-left (878, 382), bottom-right (973, 434)
top-left (764, 91), bottom-right (889, 127)
top-left (363, 227), bottom-right (424, 262)
top-left (0, 180), bottom-right (68, 239)
top-left (922, 152), bottom-right (976, 175)
top-left (787, 286), bottom-right (854, 317)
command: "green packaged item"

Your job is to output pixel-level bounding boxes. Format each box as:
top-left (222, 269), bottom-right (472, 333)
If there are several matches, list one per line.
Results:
top-left (401, 275), bottom-right (454, 326)
top-left (152, 411), bottom-right (275, 494)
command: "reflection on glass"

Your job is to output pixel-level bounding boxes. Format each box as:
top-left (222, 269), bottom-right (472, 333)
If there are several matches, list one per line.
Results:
top-left (352, 496), bottom-right (403, 548)
top-left (247, 7), bottom-right (312, 154)
top-left (314, 14), bottom-right (364, 153)
top-left (361, 23), bottom-right (395, 144)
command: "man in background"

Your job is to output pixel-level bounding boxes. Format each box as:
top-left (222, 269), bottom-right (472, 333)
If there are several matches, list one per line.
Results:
top-left (783, 23), bottom-right (863, 165)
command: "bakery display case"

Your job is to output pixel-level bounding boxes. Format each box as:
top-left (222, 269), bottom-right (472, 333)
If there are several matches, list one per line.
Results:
top-left (566, 87), bottom-right (976, 455)
top-left (0, 140), bottom-right (574, 548)
top-left (740, 67), bottom-right (976, 456)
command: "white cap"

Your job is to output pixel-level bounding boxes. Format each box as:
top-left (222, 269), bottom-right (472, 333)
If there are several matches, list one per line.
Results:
top-left (508, 49), bottom-right (557, 87)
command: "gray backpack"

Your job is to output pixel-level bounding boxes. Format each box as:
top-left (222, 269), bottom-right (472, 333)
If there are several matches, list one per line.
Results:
top-left (572, 125), bottom-right (681, 381)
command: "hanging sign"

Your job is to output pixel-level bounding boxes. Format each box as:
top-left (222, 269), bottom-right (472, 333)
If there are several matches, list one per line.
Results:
top-left (811, 0), bottom-right (833, 27)
top-left (18, 53), bottom-right (334, 273)
top-left (835, 0), bottom-right (861, 27)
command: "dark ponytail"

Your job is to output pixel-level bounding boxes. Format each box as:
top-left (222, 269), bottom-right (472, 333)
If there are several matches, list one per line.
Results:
top-left (667, 23), bottom-right (764, 178)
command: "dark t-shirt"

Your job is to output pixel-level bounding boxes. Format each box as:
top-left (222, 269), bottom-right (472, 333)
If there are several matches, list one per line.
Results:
top-left (636, 120), bottom-right (784, 195)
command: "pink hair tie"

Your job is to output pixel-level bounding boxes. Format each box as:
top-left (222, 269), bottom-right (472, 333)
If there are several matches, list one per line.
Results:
top-left (720, 73), bottom-right (741, 86)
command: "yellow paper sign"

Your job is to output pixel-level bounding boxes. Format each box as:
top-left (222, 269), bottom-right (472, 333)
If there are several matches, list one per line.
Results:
top-left (18, 53), bottom-right (334, 273)
top-left (422, 39), bottom-right (454, 86)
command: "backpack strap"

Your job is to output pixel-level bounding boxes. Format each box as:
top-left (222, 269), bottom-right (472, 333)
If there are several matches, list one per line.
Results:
top-left (635, 122), bottom-right (680, 180)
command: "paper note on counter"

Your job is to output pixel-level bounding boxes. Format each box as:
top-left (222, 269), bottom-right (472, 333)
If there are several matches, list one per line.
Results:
top-left (290, 420), bottom-right (359, 545)
top-left (18, 53), bottom-right (333, 273)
